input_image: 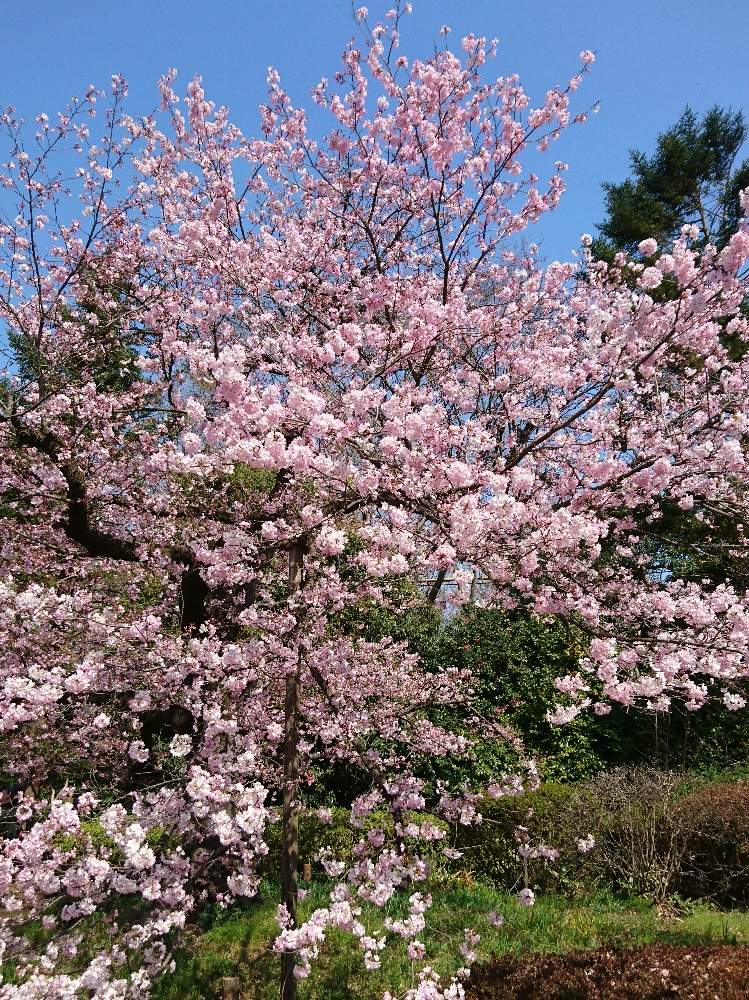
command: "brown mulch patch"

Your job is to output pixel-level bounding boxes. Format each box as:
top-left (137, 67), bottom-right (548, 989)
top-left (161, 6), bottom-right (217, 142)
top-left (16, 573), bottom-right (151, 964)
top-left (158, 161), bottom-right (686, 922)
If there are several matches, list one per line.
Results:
top-left (467, 945), bottom-right (749, 999)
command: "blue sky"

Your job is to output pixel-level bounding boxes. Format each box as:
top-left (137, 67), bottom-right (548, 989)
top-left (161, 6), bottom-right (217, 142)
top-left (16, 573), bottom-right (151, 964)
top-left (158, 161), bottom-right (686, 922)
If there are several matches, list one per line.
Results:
top-left (2, 0), bottom-right (747, 260)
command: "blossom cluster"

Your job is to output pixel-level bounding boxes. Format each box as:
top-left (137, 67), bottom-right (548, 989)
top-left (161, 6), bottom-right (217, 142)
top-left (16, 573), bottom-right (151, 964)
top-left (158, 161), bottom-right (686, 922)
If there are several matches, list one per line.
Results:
top-left (1, 4), bottom-right (748, 995)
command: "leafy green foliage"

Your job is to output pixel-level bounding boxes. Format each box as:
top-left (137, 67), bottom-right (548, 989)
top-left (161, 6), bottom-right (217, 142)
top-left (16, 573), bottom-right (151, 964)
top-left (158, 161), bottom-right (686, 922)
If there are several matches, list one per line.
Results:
top-left (454, 782), bottom-right (582, 891)
top-left (423, 609), bottom-right (603, 782)
top-left (259, 808), bottom-right (452, 886)
top-left (316, 597), bottom-right (604, 799)
top-left (594, 105), bottom-right (749, 257)
top-left (591, 696), bottom-right (749, 773)
top-left (637, 497), bottom-right (749, 591)
top-left (320, 594), bottom-right (749, 793)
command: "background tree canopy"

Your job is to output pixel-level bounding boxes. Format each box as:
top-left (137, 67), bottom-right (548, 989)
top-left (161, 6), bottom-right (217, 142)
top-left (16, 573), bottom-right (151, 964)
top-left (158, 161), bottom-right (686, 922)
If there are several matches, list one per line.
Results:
top-left (593, 105), bottom-right (749, 259)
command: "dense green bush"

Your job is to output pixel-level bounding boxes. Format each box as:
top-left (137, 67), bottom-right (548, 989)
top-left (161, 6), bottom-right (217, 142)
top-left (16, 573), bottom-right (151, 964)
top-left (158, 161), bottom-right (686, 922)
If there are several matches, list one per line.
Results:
top-left (259, 808), bottom-right (453, 885)
top-left (672, 782), bottom-right (749, 905)
top-left (259, 808), bottom-right (354, 880)
top-left (453, 783), bottom-right (584, 892)
top-left (453, 770), bottom-right (749, 903)
top-left (432, 608), bottom-right (749, 779)
top-left (323, 592), bottom-right (749, 796)
top-left (259, 773), bottom-right (749, 908)
top-left (424, 609), bottom-right (603, 783)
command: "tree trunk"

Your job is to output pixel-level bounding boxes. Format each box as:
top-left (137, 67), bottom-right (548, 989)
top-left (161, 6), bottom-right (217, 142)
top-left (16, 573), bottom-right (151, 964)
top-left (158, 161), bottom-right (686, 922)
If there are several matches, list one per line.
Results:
top-left (280, 542), bottom-right (304, 1000)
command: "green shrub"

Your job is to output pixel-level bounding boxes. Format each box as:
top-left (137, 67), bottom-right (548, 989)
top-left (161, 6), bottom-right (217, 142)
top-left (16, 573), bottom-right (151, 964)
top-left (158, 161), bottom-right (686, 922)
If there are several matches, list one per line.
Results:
top-left (452, 769), bottom-right (749, 903)
top-left (671, 781), bottom-right (749, 906)
top-left (453, 783), bottom-right (584, 892)
top-left (423, 609), bottom-right (604, 784)
top-left (259, 808), bottom-right (453, 885)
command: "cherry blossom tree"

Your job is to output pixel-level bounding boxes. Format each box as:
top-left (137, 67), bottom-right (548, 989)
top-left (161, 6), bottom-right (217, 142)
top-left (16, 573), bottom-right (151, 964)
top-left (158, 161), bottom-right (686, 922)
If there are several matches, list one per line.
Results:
top-left (2, 4), bottom-right (749, 998)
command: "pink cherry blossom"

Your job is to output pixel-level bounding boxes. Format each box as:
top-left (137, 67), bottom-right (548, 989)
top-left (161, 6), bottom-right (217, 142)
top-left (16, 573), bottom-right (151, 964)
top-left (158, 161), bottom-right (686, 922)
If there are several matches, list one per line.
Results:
top-left (0, 12), bottom-right (748, 998)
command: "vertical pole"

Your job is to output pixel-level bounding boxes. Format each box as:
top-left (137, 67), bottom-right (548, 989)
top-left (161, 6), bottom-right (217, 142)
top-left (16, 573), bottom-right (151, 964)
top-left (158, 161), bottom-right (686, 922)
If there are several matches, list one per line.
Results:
top-left (281, 542), bottom-right (304, 1000)
top-left (222, 977), bottom-right (240, 999)
top-left (469, 568), bottom-right (479, 605)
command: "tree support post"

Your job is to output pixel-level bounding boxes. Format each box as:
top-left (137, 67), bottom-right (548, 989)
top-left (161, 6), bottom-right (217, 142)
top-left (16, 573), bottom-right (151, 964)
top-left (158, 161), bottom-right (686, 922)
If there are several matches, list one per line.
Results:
top-left (281, 542), bottom-right (304, 1000)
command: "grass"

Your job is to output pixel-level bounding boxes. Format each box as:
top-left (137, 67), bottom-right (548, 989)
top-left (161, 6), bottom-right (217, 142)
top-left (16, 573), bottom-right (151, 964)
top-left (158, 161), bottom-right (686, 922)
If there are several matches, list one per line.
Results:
top-left (155, 880), bottom-right (749, 999)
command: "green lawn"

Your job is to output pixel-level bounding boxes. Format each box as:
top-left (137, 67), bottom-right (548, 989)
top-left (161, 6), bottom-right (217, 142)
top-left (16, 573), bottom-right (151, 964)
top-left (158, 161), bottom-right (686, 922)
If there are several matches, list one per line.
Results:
top-left (155, 881), bottom-right (749, 999)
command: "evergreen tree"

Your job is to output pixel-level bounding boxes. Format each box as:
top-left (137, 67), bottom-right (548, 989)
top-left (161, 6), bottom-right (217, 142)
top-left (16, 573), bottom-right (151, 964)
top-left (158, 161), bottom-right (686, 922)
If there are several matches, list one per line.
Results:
top-left (593, 105), bottom-right (749, 260)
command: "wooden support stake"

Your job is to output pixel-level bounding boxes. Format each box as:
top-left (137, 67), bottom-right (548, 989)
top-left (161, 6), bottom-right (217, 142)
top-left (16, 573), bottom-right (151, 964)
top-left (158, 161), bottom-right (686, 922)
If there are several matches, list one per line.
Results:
top-left (303, 862), bottom-right (312, 882)
top-left (222, 976), bottom-right (240, 999)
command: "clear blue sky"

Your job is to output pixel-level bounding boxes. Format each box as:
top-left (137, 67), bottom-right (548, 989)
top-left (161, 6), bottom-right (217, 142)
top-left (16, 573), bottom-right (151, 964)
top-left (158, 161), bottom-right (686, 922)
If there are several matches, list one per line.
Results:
top-left (2, 0), bottom-right (747, 260)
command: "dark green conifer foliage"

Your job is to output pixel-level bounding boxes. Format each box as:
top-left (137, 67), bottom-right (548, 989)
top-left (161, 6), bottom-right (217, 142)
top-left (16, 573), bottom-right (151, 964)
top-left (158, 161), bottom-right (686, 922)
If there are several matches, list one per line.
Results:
top-left (593, 105), bottom-right (749, 261)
